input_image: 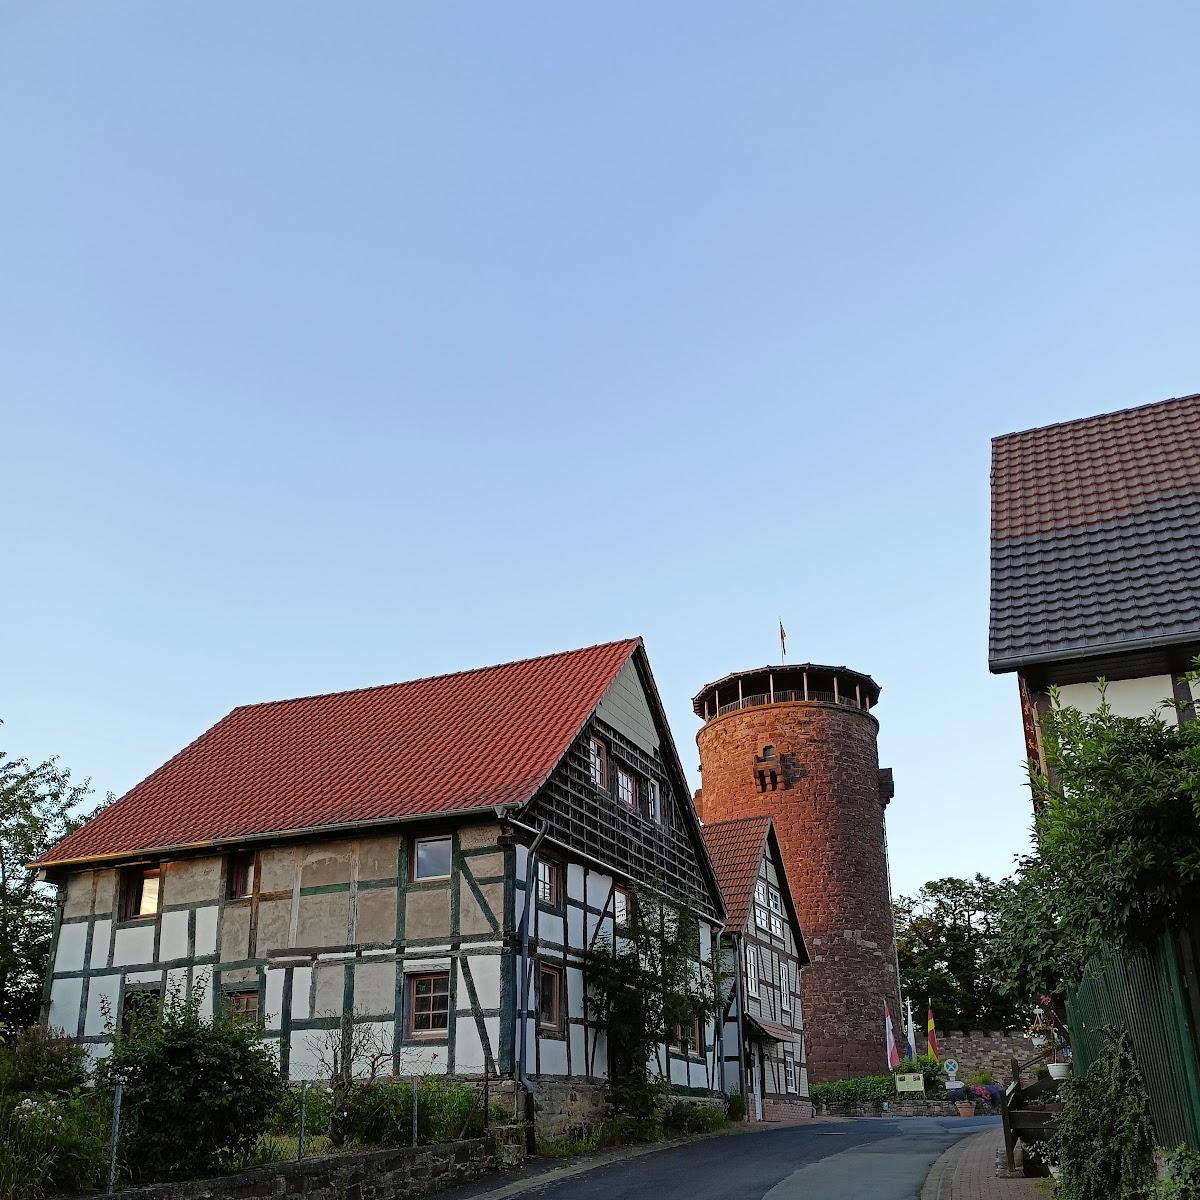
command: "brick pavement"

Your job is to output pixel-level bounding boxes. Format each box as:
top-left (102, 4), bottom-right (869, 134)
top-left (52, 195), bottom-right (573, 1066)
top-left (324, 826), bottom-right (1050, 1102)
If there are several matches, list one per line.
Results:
top-left (921, 1128), bottom-right (1051, 1200)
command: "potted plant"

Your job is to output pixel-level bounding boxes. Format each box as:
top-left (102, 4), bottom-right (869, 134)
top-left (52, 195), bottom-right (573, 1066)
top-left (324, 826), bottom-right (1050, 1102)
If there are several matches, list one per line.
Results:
top-left (955, 1097), bottom-right (977, 1117)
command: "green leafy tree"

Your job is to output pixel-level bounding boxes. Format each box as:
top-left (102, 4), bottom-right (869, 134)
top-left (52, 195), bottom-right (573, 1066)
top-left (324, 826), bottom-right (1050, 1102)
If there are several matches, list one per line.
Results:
top-left (583, 891), bottom-right (723, 1132)
top-left (95, 984), bottom-right (284, 1183)
top-left (893, 875), bottom-right (1028, 1030)
top-left (0, 731), bottom-right (107, 1029)
top-left (996, 682), bottom-right (1200, 998)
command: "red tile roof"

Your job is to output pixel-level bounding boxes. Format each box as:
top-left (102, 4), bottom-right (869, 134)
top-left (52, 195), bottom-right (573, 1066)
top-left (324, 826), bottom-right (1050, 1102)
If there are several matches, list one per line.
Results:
top-left (990, 393), bottom-right (1200, 669)
top-left (34, 639), bottom-right (641, 868)
top-left (701, 815), bottom-right (772, 930)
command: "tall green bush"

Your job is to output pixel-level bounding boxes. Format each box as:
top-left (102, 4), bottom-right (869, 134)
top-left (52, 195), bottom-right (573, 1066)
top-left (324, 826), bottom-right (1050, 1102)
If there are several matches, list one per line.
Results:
top-left (0, 1026), bottom-right (87, 1098)
top-left (1054, 1028), bottom-right (1154, 1200)
top-left (339, 1077), bottom-right (480, 1146)
top-left (95, 987), bottom-right (284, 1183)
top-left (0, 1092), bottom-right (109, 1200)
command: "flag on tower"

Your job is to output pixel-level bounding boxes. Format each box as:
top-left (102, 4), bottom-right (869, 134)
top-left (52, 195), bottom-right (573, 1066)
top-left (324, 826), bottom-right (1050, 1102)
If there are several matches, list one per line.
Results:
top-left (884, 1002), bottom-right (901, 1069)
top-left (927, 1004), bottom-right (940, 1062)
top-left (779, 620), bottom-right (787, 660)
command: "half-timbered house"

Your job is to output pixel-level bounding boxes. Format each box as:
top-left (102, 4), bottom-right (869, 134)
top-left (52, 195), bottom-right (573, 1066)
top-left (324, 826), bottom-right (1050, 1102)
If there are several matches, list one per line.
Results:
top-left (701, 815), bottom-right (810, 1120)
top-left (31, 639), bottom-right (725, 1131)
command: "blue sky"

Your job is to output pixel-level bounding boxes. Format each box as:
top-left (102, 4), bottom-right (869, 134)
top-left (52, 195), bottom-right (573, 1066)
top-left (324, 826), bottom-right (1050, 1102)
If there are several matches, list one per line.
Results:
top-left (3, 3), bottom-right (1197, 896)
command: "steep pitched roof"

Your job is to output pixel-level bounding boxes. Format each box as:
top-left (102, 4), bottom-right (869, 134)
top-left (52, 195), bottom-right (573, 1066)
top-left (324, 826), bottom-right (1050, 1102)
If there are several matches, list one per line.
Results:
top-left (701, 815), bottom-right (772, 931)
top-left (990, 393), bottom-right (1200, 671)
top-left (34, 638), bottom-right (641, 868)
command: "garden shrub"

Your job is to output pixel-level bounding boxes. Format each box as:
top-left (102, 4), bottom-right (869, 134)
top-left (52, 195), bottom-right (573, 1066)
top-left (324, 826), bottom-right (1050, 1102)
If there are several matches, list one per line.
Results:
top-left (1159, 1145), bottom-right (1200, 1199)
top-left (269, 1083), bottom-right (331, 1137)
top-left (0, 1026), bottom-right (87, 1098)
top-left (338, 1077), bottom-right (480, 1146)
top-left (727, 1092), bottom-right (746, 1121)
top-left (811, 1075), bottom-right (894, 1108)
top-left (95, 988), bottom-right (284, 1183)
top-left (1054, 1029), bottom-right (1154, 1200)
top-left (660, 1100), bottom-right (726, 1137)
top-left (0, 1092), bottom-right (109, 1200)
top-left (891, 1053), bottom-right (943, 1090)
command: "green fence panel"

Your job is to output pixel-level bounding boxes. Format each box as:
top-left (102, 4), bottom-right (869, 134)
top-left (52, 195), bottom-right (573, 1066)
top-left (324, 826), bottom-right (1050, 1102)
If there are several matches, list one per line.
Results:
top-left (1068, 926), bottom-right (1200, 1149)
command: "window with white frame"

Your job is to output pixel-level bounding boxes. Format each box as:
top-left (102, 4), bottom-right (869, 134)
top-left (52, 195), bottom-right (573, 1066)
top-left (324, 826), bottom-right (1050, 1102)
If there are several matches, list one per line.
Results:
top-left (784, 1051), bottom-right (797, 1093)
top-left (617, 768), bottom-right (637, 809)
top-left (745, 945), bottom-right (759, 997)
top-left (754, 881), bottom-right (767, 905)
top-left (780, 961), bottom-right (791, 1014)
top-left (589, 737), bottom-right (607, 789)
top-left (768, 887), bottom-right (782, 914)
top-left (646, 779), bottom-right (659, 823)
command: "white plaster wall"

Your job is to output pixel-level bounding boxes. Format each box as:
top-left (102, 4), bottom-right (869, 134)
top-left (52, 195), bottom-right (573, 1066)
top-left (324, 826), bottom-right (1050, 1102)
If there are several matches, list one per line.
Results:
top-left (85, 974), bottom-right (121, 1036)
top-left (90, 921), bottom-right (111, 969)
top-left (470, 956), bottom-right (501, 1010)
top-left (160, 910), bottom-right (189, 961)
top-left (291, 966), bottom-right (313, 1020)
top-left (194, 906), bottom-right (218, 957)
top-left (398, 1043), bottom-right (449, 1075)
top-left (569, 1022), bottom-right (586, 1072)
top-left (538, 1035), bottom-right (568, 1076)
top-left (193, 968), bottom-right (215, 1016)
top-left (565, 967), bottom-right (585, 1018)
top-left (124, 970), bottom-right (161, 985)
top-left (350, 1022), bottom-right (394, 1077)
top-left (290, 1030), bottom-right (327, 1081)
top-left (48, 977), bottom-right (83, 1036)
top-left (113, 925), bottom-right (155, 967)
top-left (54, 923), bottom-right (88, 973)
top-left (265, 969), bottom-right (286, 1030)
top-left (455, 1014), bottom-right (499, 1075)
top-left (566, 906), bottom-right (584, 947)
top-left (1057, 675), bottom-right (1178, 722)
top-left (539, 912), bottom-right (565, 946)
top-left (166, 967), bottom-right (188, 1002)
top-left (566, 863), bottom-right (586, 903)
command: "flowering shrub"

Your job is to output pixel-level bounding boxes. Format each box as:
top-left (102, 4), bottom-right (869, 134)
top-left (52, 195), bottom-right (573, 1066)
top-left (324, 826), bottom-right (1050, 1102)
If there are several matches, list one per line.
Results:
top-left (0, 1090), bottom-right (109, 1200)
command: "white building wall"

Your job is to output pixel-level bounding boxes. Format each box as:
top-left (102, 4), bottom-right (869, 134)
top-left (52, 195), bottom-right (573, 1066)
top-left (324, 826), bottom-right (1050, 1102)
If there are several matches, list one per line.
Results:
top-left (1056, 675), bottom-right (1179, 722)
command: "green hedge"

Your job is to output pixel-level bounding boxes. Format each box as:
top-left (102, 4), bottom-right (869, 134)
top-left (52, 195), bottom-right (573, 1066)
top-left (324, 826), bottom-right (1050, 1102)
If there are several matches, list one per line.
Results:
top-left (810, 1075), bottom-right (895, 1107)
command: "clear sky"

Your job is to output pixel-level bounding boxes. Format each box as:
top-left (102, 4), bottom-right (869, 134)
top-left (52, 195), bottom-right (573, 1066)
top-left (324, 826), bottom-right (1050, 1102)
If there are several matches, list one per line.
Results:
top-left (3, 3), bottom-right (1197, 897)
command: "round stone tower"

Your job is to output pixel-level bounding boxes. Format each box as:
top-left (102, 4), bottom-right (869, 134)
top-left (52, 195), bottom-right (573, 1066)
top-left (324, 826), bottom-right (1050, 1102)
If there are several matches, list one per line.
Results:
top-left (693, 663), bottom-right (900, 1082)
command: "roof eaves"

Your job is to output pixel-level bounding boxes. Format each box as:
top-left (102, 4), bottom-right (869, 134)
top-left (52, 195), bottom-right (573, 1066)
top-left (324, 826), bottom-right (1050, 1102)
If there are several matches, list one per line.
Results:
top-left (989, 625), bottom-right (1200, 674)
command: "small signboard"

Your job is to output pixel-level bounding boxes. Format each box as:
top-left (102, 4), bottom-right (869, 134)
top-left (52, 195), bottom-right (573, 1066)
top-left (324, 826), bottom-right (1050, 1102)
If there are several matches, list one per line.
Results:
top-left (895, 1072), bottom-right (925, 1094)
top-left (944, 1059), bottom-right (960, 1078)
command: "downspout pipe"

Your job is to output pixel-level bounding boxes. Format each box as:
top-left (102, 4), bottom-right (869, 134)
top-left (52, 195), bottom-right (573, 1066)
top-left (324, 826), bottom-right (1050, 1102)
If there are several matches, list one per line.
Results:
top-left (732, 932), bottom-right (750, 1119)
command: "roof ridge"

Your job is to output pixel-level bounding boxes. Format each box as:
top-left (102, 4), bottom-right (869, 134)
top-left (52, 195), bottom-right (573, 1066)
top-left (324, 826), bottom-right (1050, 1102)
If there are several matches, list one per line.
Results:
top-left (231, 637), bottom-right (642, 713)
top-left (992, 391), bottom-right (1200, 445)
top-left (701, 814), bottom-right (772, 831)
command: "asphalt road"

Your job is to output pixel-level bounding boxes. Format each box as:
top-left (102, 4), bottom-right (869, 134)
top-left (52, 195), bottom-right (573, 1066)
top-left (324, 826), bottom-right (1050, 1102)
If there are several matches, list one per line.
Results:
top-left (447, 1116), bottom-right (1000, 1200)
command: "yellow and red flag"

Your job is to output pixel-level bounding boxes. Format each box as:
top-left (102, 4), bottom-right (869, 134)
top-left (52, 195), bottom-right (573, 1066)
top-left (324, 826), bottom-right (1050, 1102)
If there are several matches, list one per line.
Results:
top-left (927, 1004), bottom-right (940, 1062)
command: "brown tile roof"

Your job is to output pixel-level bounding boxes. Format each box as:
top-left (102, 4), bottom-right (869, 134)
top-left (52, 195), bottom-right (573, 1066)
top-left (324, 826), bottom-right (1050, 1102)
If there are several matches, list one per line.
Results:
top-left (34, 638), bottom-right (641, 867)
top-left (990, 393), bottom-right (1200, 670)
top-left (701, 815), bottom-right (772, 930)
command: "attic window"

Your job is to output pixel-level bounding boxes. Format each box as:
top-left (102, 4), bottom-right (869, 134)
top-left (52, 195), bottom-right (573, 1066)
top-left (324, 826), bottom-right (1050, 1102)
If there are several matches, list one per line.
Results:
top-left (413, 836), bottom-right (452, 881)
top-left (228, 852), bottom-right (254, 900)
top-left (119, 866), bottom-right (161, 921)
top-left (589, 738), bottom-right (608, 790)
top-left (617, 768), bottom-right (637, 810)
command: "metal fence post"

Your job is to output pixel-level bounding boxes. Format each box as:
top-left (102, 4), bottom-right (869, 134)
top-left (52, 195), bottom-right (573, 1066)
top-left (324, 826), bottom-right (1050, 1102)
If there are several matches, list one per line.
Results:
top-left (107, 1084), bottom-right (123, 1192)
top-left (298, 1081), bottom-right (307, 1161)
top-left (412, 1076), bottom-right (419, 1147)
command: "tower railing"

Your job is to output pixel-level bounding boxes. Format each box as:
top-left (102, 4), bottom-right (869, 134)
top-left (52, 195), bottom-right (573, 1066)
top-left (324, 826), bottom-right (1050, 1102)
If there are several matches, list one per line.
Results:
top-left (712, 689), bottom-right (866, 718)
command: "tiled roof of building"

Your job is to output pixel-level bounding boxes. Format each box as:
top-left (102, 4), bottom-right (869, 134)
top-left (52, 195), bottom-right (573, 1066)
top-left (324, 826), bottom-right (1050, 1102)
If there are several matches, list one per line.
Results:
top-left (701, 815), bottom-right (772, 930)
top-left (990, 393), bottom-right (1200, 671)
top-left (34, 638), bottom-right (641, 868)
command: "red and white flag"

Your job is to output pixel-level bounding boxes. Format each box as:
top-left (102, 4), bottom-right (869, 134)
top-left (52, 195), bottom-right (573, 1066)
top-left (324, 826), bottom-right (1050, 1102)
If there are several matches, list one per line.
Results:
top-left (884, 1001), bottom-right (901, 1069)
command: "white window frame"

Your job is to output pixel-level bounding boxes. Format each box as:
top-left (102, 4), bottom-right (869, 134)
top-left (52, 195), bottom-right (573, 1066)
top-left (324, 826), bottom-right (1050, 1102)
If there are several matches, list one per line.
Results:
top-left (589, 737), bottom-right (607, 789)
top-left (754, 880), bottom-right (767, 906)
top-left (646, 779), bottom-right (659, 823)
top-left (755, 905), bottom-right (770, 931)
top-left (784, 1051), bottom-right (797, 1093)
top-left (745, 944), bottom-right (760, 997)
top-left (412, 836), bottom-right (453, 881)
top-left (770, 913), bottom-right (784, 939)
top-left (780, 961), bottom-right (791, 1013)
top-left (617, 768), bottom-right (637, 809)
top-left (768, 887), bottom-right (783, 914)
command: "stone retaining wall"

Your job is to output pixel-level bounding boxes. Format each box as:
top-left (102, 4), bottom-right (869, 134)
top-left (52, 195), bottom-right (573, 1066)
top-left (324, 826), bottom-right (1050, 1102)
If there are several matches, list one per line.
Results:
top-left (532, 1078), bottom-right (611, 1137)
top-left (99, 1137), bottom-right (496, 1200)
top-left (938, 1030), bottom-right (1037, 1082)
top-left (820, 1099), bottom-right (961, 1118)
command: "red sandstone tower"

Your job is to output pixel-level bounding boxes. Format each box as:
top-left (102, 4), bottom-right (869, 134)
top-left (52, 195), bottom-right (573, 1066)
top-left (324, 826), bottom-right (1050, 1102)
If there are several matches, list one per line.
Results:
top-left (693, 663), bottom-right (900, 1082)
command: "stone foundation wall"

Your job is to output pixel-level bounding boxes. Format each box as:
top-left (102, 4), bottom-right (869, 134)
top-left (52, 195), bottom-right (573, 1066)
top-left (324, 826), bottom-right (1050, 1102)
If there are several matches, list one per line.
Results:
top-left (819, 1099), bottom-right (960, 1118)
top-left (100, 1138), bottom-right (497, 1200)
top-left (938, 1029), bottom-right (1037, 1083)
top-left (532, 1078), bottom-right (611, 1137)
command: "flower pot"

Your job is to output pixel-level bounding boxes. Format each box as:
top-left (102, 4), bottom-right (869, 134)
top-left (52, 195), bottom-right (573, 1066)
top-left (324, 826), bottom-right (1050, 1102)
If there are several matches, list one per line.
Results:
top-left (1047, 1062), bottom-right (1071, 1081)
top-left (955, 1100), bottom-right (976, 1117)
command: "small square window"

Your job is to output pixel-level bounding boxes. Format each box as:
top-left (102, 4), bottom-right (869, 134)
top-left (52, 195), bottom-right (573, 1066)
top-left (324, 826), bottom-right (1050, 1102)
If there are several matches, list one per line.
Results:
top-left (227, 989), bottom-right (260, 1024)
top-left (589, 738), bottom-right (608, 789)
top-left (770, 913), bottom-right (783, 939)
top-left (538, 962), bottom-right (563, 1033)
top-left (768, 887), bottom-right (783, 914)
top-left (755, 905), bottom-right (770, 930)
top-left (613, 884), bottom-right (632, 928)
top-left (228, 851), bottom-right (255, 900)
top-left (754, 881), bottom-right (767, 905)
top-left (536, 858), bottom-right (561, 908)
top-left (617, 769), bottom-right (637, 810)
top-left (672, 1016), bottom-right (703, 1055)
top-left (413, 836), bottom-right (452, 881)
top-left (408, 972), bottom-right (450, 1036)
top-left (119, 866), bottom-right (161, 921)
